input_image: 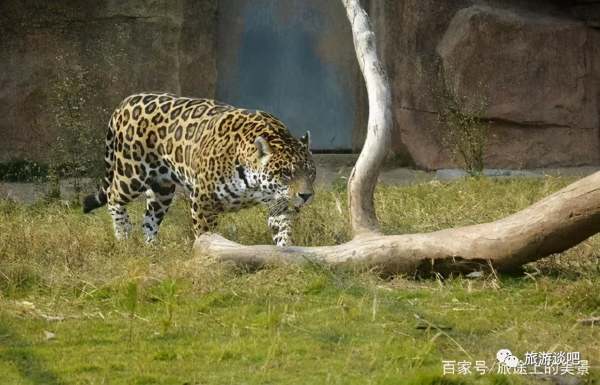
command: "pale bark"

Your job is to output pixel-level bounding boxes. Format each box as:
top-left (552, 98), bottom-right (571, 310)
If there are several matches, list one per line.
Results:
top-left (195, 171), bottom-right (600, 275)
top-left (343, 0), bottom-right (392, 235)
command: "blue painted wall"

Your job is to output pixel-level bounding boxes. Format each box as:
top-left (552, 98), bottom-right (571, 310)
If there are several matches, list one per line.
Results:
top-left (216, 0), bottom-right (366, 151)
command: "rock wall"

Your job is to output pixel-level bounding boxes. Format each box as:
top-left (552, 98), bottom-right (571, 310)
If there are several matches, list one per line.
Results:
top-left (371, 0), bottom-right (600, 169)
top-left (0, 0), bottom-right (216, 162)
top-left (1, 0), bottom-right (599, 170)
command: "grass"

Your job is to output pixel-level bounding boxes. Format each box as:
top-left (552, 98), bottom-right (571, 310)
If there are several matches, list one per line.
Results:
top-left (0, 176), bottom-right (599, 384)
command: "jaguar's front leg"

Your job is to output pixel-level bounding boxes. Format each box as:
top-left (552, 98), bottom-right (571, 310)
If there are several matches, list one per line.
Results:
top-left (190, 187), bottom-right (219, 239)
top-left (268, 209), bottom-right (293, 247)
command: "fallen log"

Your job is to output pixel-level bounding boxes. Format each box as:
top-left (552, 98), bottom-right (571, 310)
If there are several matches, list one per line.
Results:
top-left (194, 171), bottom-right (600, 275)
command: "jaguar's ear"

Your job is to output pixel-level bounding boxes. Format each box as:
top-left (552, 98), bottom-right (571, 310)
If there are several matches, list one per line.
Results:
top-left (300, 131), bottom-right (311, 149)
top-left (254, 136), bottom-right (272, 161)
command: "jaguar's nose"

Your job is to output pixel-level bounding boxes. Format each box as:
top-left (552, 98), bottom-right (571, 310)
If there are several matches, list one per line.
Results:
top-left (298, 193), bottom-right (312, 203)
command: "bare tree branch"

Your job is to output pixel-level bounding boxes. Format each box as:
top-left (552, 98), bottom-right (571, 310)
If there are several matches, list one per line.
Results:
top-left (342, 0), bottom-right (392, 235)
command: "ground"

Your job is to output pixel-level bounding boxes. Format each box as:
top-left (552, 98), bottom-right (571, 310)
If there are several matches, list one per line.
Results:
top-left (0, 176), bottom-right (598, 384)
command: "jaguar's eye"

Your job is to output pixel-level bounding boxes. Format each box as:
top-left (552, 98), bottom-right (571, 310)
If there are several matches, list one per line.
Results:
top-left (281, 169), bottom-right (292, 181)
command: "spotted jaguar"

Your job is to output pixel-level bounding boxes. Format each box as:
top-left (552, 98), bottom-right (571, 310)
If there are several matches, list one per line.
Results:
top-left (83, 92), bottom-right (316, 246)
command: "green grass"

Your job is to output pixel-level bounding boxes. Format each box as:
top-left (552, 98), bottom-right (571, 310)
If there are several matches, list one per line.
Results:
top-left (0, 176), bottom-right (599, 384)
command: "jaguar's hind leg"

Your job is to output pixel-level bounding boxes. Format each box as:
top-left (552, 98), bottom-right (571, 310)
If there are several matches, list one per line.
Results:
top-left (107, 201), bottom-right (133, 240)
top-left (142, 182), bottom-right (176, 243)
top-left (107, 178), bottom-right (142, 240)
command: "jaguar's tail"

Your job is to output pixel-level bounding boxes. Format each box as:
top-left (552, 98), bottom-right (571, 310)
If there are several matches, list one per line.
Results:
top-left (83, 120), bottom-right (116, 214)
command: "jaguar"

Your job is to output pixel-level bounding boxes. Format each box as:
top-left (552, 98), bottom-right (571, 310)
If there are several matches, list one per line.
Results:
top-left (83, 92), bottom-right (316, 246)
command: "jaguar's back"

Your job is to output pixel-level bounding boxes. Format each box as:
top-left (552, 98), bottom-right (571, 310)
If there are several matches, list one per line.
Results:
top-left (83, 92), bottom-right (316, 246)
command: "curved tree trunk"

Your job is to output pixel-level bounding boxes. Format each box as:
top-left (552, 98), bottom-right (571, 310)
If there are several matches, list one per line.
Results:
top-left (343, 0), bottom-right (392, 236)
top-left (193, 0), bottom-right (600, 275)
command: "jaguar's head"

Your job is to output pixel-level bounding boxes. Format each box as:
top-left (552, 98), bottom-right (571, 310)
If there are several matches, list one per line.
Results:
top-left (254, 131), bottom-right (316, 213)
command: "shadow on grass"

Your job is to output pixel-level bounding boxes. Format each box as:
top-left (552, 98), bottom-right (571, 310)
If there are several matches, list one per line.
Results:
top-left (0, 321), bottom-right (64, 385)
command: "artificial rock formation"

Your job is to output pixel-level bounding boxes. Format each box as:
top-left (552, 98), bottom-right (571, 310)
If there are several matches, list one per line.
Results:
top-left (371, 0), bottom-right (600, 169)
top-left (1, 0), bottom-right (599, 170)
top-left (0, 0), bottom-right (217, 162)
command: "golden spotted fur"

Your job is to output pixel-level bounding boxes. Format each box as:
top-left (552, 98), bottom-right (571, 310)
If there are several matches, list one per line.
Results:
top-left (83, 92), bottom-right (316, 246)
